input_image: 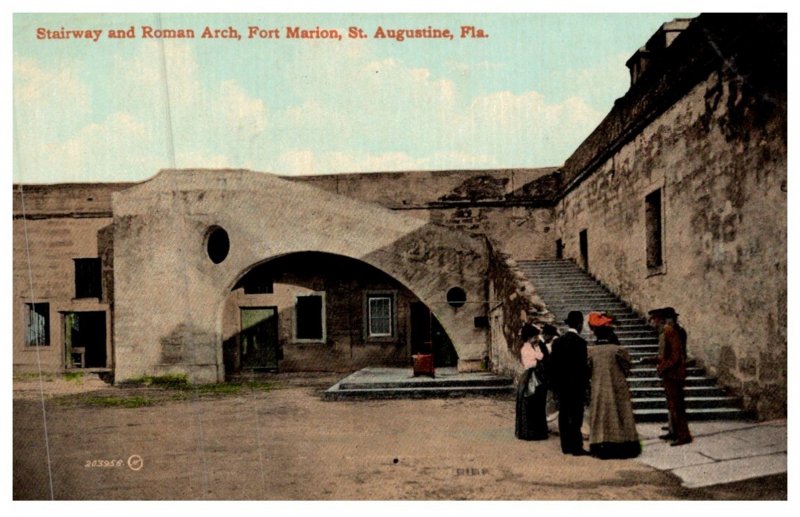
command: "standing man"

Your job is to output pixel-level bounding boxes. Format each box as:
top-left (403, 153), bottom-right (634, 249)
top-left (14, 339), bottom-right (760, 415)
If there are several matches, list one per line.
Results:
top-left (541, 324), bottom-right (559, 354)
top-left (549, 311), bottom-right (590, 455)
top-left (648, 307), bottom-right (692, 446)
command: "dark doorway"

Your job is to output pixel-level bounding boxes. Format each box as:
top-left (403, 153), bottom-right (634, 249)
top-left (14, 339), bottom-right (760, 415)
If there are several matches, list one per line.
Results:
top-left (645, 188), bottom-right (664, 269)
top-left (410, 302), bottom-right (458, 367)
top-left (64, 311), bottom-right (106, 368)
top-left (240, 307), bottom-right (281, 371)
top-left (555, 238), bottom-right (564, 259)
top-left (579, 229), bottom-right (588, 270)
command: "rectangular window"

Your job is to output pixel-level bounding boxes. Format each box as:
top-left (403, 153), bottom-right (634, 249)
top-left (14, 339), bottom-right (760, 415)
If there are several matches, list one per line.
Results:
top-left (645, 189), bottom-right (664, 269)
top-left (295, 293), bottom-right (324, 341)
top-left (368, 295), bottom-right (393, 337)
top-left (25, 303), bottom-right (50, 347)
top-left (74, 258), bottom-right (102, 299)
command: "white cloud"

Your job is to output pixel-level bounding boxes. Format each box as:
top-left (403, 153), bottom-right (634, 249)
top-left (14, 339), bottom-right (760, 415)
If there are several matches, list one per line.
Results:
top-left (219, 80), bottom-right (267, 139)
top-left (175, 150), bottom-right (233, 170)
top-left (277, 149), bottom-right (317, 175)
top-left (14, 57), bottom-right (90, 111)
top-left (114, 40), bottom-right (201, 109)
top-left (15, 38), bottom-right (609, 182)
top-left (14, 43), bottom-right (273, 182)
top-left (267, 54), bottom-right (602, 173)
top-left (17, 111), bottom-right (163, 183)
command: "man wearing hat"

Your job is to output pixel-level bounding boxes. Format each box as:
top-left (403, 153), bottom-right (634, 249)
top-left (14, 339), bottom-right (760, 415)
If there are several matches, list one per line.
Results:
top-left (549, 311), bottom-right (590, 455)
top-left (648, 307), bottom-right (692, 446)
top-left (541, 324), bottom-right (559, 354)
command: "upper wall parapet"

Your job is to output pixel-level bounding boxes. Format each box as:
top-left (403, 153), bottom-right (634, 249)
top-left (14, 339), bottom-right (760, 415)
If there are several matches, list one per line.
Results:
top-left (286, 167), bottom-right (559, 209)
top-left (559, 13), bottom-right (786, 197)
top-left (13, 182), bottom-right (135, 219)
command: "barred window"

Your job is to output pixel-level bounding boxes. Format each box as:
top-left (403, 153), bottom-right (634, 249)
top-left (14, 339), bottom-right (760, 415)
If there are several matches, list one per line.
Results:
top-left (25, 303), bottom-right (50, 347)
top-left (74, 258), bottom-right (102, 299)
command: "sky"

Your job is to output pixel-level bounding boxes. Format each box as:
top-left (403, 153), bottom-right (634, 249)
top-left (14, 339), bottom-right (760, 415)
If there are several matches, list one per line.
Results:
top-left (12, 12), bottom-right (696, 183)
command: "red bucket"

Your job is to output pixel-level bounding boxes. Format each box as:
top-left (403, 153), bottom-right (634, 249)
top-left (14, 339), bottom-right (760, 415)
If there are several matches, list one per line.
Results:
top-left (412, 354), bottom-right (435, 378)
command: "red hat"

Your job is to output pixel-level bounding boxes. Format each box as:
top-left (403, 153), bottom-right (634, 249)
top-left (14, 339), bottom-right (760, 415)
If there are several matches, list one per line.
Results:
top-left (588, 312), bottom-right (615, 328)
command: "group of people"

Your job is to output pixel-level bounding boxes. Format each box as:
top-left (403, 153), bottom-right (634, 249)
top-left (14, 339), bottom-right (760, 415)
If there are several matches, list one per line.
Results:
top-left (514, 306), bottom-right (692, 458)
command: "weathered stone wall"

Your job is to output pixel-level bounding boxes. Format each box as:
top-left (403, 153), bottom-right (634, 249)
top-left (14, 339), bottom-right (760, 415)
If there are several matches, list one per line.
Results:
top-left (112, 170), bottom-right (491, 383)
top-left (291, 169), bottom-right (559, 260)
top-left (12, 182), bottom-right (132, 217)
top-left (425, 206), bottom-right (555, 260)
top-left (556, 26), bottom-right (786, 418)
top-left (289, 168), bottom-right (554, 207)
top-left (486, 241), bottom-right (554, 378)
top-left (12, 185), bottom-right (114, 372)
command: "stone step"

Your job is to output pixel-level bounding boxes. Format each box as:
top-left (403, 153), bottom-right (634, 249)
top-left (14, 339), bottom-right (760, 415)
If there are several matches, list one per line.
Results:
top-left (544, 302), bottom-right (632, 309)
top-left (633, 407), bottom-right (752, 422)
top-left (628, 367), bottom-right (707, 378)
top-left (620, 343), bottom-right (659, 350)
top-left (615, 336), bottom-right (658, 343)
top-left (521, 268), bottom-right (588, 274)
top-left (628, 377), bottom-right (719, 388)
top-left (322, 385), bottom-right (515, 401)
top-left (535, 293), bottom-right (622, 301)
top-left (612, 330), bottom-right (658, 338)
top-left (520, 265), bottom-right (585, 271)
top-left (629, 353), bottom-right (658, 360)
top-left (629, 386), bottom-right (727, 398)
top-left (533, 287), bottom-right (617, 294)
top-left (632, 396), bottom-right (741, 410)
top-left (338, 376), bottom-right (513, 390)
top-left (529, 281), bottom-right (604, 288)
top-left (539, 296), bottom-right (641, 308)
top-left (545, 303), bottom-right (631, 310)
top-left (523, 271), bottom-right (597, 277)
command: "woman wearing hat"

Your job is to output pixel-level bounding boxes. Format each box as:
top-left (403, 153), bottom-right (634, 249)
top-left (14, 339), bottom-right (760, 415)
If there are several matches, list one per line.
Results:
top-left (515, 323), bottom-right (550, 441)
top-left (586, 313), bottom-right (641, 459)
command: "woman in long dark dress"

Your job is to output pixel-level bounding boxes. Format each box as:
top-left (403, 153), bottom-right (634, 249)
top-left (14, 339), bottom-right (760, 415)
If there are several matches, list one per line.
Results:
top-left (515, 323), bottom-right (550, 440)
top-left (586, 319), bottom-right (641, 459)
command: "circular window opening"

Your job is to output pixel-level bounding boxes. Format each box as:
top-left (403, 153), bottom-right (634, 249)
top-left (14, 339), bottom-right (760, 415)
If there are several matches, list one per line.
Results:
top-left (446, 287), bottom-right (467, 308)
top-left (206, 226), bottom-right (230, 264)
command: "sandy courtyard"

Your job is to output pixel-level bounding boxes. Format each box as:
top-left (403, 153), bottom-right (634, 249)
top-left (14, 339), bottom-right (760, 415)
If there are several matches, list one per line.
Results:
top-left (12, 373), bottom-right (783, 500)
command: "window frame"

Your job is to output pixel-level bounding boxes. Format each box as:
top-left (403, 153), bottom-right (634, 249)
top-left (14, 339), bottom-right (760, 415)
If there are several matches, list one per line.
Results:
top-left (73, 257), bottom-right (102, 299)
top-left (364, 291), bottom-right (396, 340)
top-left (24, 302), bottom-right (50, 347)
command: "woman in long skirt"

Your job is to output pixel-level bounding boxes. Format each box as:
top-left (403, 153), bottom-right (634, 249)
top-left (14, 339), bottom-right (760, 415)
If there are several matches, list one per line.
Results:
top-left (587, 317), bottom-right (641, 458)
top-left (515, 323), bottom-right (550, 440)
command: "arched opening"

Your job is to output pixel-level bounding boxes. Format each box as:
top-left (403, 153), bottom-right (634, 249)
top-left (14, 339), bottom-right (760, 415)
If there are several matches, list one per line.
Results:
top-left (221, 251), bottom-right (458, 377)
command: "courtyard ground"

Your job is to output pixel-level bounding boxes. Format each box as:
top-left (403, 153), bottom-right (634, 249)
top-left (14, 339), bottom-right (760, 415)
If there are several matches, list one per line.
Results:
top-left (12, 373), bottom-right (787, 500)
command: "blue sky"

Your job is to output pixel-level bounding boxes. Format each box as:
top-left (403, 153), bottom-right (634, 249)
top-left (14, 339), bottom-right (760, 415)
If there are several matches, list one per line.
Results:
top-left (13, 12), bottom-right (694, 183)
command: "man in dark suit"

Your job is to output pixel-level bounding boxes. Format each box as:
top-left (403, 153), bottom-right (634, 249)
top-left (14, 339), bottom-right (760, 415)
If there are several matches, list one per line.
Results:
top-left (649, 307), bottom-right (692, 446)
top-left (549, 310), bottom-right (590, 455)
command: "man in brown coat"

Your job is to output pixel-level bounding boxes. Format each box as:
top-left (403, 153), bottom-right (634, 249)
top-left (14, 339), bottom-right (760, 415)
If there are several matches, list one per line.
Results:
top-left (648, 307), bottom-right (692, 446)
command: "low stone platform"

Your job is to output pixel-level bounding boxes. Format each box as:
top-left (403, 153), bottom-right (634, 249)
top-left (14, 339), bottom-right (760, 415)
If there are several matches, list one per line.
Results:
top-left (322, 367), bottom-right (514, 400)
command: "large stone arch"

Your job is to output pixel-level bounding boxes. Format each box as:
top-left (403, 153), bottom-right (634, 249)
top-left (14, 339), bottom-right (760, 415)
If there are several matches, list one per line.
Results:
top-left (112, 169), bottom-right (490, 383)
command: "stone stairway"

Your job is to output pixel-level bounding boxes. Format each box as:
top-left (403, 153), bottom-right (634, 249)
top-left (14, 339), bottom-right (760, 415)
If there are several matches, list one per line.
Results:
top-left (517, 259), bottom-right (750, 422)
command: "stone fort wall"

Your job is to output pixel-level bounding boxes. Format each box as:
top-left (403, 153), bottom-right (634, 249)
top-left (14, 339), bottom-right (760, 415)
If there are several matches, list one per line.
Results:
top-left (555, 14), bottom-right (786, 418)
